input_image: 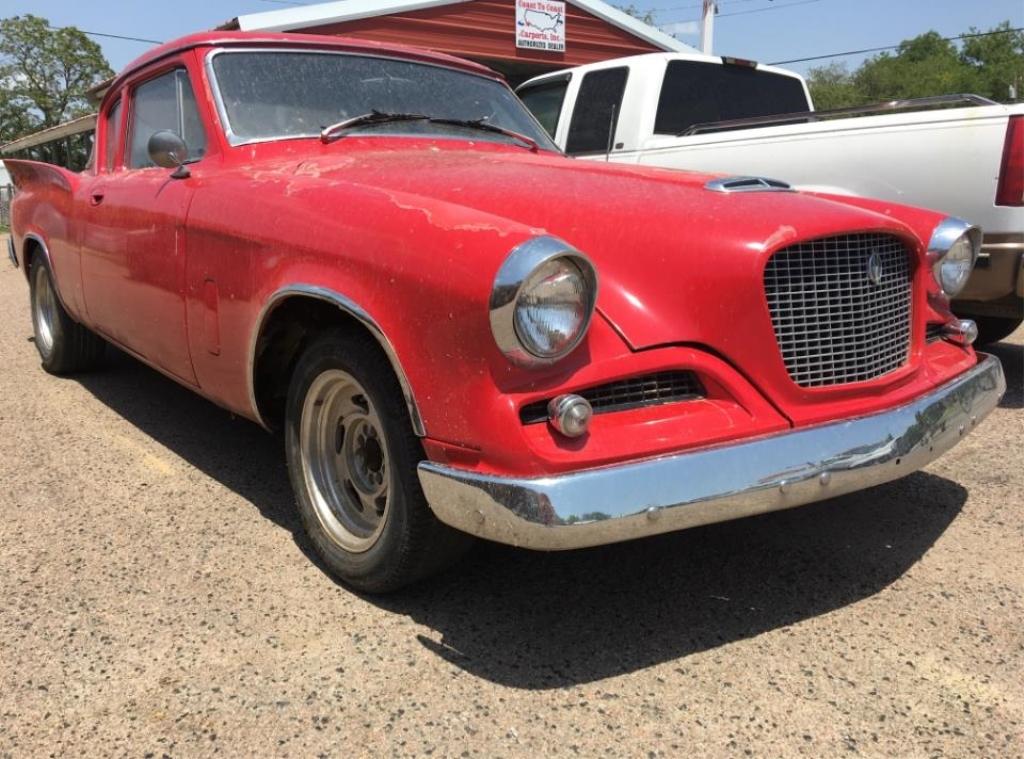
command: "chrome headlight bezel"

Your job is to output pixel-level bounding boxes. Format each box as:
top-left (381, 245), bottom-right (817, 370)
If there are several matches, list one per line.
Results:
top-left (927, 217), bottom-right (981, 298)
top-left (489, 236), bottom-right (599, 368)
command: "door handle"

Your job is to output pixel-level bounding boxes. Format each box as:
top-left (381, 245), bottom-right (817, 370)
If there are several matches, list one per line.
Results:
top-left (89, 193), bottom-right (105, 206)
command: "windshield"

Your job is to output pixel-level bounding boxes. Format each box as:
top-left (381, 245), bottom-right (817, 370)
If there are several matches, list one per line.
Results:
top-left (209, 50), bottom-right (558, 150)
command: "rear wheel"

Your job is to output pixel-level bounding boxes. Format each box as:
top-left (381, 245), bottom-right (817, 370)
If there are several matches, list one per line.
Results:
top-left (973, 315), bottom-right (1023, 346)
top-left (284, 329), bottom-right (472, 593)
top-left (30, 258), bottom-right (105, 374)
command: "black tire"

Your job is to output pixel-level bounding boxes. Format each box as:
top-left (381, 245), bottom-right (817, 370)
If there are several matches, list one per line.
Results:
top-left (30, 257), bottom-right (106, 374)
top-left (973, 315), bottom-right (1023, 346)
top-left (284, 328), bottom-right (472, 593)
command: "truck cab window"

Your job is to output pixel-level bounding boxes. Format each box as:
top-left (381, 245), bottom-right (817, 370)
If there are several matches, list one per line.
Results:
top-left (654, 60), bottom-right (810, 135)
top-left (565, 67), bottom-right (628, 155)
top-left (518, 78), bottom-right (569, 138)
top-left (128, 69), bottom-right (207, 169)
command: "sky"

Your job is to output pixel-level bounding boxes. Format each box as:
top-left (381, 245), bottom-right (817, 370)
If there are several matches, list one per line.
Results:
top-left (4, 0), bottom-right (1023, 77)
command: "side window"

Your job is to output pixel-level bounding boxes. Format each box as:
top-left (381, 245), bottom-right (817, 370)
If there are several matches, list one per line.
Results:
top-left (518, 77), bottom-right (569, 138)
top-left (104, 99), bottom-right (122, 172)
top-left (128, 69), bottom-right (207, 169)
top-left (565, 67), bottom-right (628, 155)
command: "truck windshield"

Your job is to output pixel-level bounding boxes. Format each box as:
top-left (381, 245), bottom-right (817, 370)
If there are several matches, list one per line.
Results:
top-left (209, 50), bottom-right (557, 150)
top-left (654, 60), bottom-right (810, 135)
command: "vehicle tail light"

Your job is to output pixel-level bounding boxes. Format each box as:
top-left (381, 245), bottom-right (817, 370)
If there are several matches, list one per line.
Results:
top-left (995, 115), bottom-right (1023, 206)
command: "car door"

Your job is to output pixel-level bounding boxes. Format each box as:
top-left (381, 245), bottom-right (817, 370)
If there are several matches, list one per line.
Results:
top-left (79, 64), bottom-right (208, 385)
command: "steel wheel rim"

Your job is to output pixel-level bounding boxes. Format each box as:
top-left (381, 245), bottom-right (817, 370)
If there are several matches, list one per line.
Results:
top-left (299, 369), bottom-right (392, 552)
top-left (33, 266), bottom-right (57, 358)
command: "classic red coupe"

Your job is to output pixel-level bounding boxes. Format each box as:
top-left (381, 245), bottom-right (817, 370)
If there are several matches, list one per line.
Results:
top-left (7, 33), bottom-right (1005, 592)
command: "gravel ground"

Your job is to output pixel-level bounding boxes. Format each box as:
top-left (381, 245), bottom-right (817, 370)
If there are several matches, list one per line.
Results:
top-left (1, 244), bottom-right (1022, 757)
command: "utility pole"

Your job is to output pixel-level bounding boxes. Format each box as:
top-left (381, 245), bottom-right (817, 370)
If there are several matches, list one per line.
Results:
top-left (700, 0), bottom-right (717, 54)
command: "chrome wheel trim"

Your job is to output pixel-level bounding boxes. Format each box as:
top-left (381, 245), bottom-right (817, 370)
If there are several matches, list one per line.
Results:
top-left (32, 265), bottom-right (57, 359)
top-left (299, 369), bottom-right (392, 553)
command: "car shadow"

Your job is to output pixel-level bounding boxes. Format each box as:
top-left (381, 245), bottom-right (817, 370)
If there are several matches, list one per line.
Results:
top-left (985, 341), bottom-right (1022, 409)
top-left (77, 348), bottom-right (968, 690)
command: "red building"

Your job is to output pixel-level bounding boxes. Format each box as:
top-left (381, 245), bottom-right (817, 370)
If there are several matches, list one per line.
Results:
top-left (219, 0), bottom-right (692, 84)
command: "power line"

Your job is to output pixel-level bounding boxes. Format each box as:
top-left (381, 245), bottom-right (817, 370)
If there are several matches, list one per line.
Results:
top-left (656, 0), bottom-right (825, 20)
top-left (50, 26), bottom-right (163, 45)
top-left (718, 0), bottom-right (821, 18)
top-left (770, 26), bottom-right (1024, 65)
top-left (647, 0), bottom-right (774, 15)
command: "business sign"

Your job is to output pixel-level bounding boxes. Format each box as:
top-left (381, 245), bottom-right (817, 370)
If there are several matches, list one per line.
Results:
top-left (515, 0), bottom-right (566, 52)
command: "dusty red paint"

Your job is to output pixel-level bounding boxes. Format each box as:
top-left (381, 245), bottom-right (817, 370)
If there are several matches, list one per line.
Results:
top-left (7, 34), bottom-right (977, 478)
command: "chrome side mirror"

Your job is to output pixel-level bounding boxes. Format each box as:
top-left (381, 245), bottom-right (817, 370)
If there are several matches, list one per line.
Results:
top-left (147, 130), bottom-right (190, 178)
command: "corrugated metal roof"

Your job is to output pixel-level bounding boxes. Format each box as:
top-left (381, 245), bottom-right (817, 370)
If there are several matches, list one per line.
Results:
top-left (231, 0), bottom-right (694, 54)
top-left (295, 0), bottom-right (677, 69)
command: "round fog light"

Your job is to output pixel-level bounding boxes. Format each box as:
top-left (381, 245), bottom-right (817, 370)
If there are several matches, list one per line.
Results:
top-left (547, 394), bottom-right (592, 438)
top-left (943, 318), bottom-right (978, 346)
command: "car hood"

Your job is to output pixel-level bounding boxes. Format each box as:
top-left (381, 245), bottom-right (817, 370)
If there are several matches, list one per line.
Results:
top-left (293, 140), bottom-right (922, 340)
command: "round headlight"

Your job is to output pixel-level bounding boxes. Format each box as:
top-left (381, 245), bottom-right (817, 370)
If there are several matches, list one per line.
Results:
top-left (927, 218), bottom-right (980, 298)
top-left (514, 257), bottom-right (589, 358)
top-left (489, 236), bottom-right (598, 367)
top-left (933, 234), bottom-right (975, 297)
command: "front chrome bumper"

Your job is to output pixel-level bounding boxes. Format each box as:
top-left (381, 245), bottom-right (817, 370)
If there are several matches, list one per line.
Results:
top-left (418, 355), bottom-right (1005, 550)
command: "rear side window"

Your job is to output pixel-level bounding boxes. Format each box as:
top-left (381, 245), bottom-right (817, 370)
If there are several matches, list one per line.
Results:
top-left (104, 99), bottom-right (121, 172)
top-left (518, 78), bottom-right (569, 138)
top-left (128, 69), bottom-right (207, 169)
top-left (565, 67), bottom-right (628, 155)
top-left (654, 60), bottom-right (810, 135)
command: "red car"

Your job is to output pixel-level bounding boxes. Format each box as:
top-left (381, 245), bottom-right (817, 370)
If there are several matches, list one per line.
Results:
top-left (7, 32), bottom-right (1005, 592)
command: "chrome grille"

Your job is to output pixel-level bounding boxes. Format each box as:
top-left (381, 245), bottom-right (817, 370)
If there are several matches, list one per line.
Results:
top-left (764, 233), bottom-right (912, 387)
top-left (520, 371), bottom-right (704, 424)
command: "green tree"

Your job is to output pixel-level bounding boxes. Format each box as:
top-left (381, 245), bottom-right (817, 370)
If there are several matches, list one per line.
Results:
top-left (854, 31), bottom-right (976, 102)
top-left (960, 21), bottom-right (1024, 101)
top-left (0, 89), bottom-right (34, 145)
top-left (0, 14), bottom-right (112, 144)
top-left (804, 62), bottom-right (860, 110)
top-left (806, 22), bottom-right (1024, 109)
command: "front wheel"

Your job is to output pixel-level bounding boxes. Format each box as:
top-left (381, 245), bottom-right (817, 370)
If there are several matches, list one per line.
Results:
top-left (30, 258), bottom-right (105, 374)
top-left (284, 329), bottom-right (472, 593)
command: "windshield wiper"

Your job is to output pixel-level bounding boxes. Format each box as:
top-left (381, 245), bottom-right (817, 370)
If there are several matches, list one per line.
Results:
top-left (320, 110), bottom-right (428, 143)
top-left (320, 111), bottom-right (540, 152)
top-left (425, 117), bottom-right (540, 152)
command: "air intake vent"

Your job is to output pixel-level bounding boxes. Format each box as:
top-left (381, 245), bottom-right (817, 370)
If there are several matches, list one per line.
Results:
top-left (706, 176), bottom-right (792, 193)
top-left (520, 371), bottom-right (704, 424)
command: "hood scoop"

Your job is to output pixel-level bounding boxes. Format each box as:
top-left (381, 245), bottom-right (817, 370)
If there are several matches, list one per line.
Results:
top-left (705, 176), bottom-right (793, 193)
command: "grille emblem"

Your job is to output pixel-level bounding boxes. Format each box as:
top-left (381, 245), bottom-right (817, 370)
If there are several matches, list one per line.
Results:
top-left (866, 252), bottom-right (884, 285)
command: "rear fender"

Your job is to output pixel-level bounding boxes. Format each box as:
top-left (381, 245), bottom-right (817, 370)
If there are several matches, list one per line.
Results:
top-left (6, 160), bottom-right (85, 317)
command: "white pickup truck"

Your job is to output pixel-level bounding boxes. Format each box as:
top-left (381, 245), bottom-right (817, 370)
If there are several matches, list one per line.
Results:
top-left (517, 52), bottom-right (1024, 343)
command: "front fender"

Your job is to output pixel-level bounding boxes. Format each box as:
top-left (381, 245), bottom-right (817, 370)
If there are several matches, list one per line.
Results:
top-left (183, 169), bottom-right (549, 441)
